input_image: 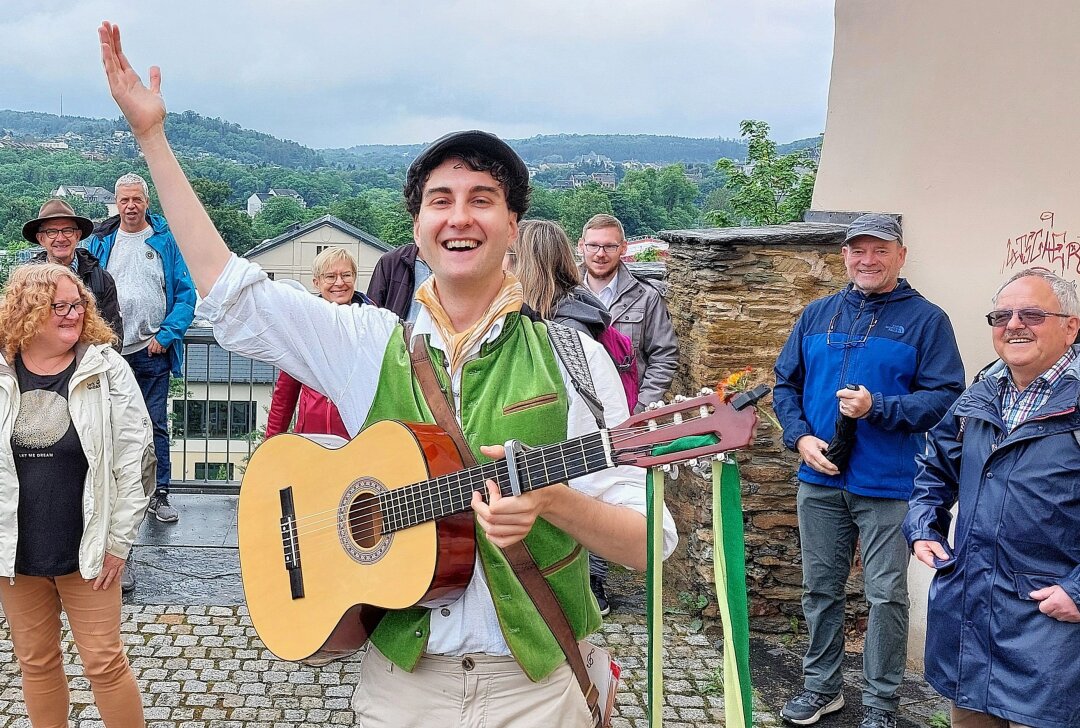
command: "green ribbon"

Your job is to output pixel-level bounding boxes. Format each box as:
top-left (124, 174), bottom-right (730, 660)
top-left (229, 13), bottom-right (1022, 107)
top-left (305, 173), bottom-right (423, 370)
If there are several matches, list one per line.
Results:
top-left (714, 458), bottom-right (753, 727)
top-left (646, 437), bottom-right (753, 728)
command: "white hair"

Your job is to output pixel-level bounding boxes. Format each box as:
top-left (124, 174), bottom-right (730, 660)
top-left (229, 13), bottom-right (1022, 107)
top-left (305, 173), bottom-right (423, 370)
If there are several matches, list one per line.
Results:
top-left (114, 173), bottom-right (150, 200)
top-left (993, 268), bottom-right (1080, 316)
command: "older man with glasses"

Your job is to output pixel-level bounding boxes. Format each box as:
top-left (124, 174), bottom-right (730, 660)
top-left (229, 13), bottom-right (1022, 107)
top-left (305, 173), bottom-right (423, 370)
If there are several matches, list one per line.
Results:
top-left (772, 213), bottom-right (965, 728)
top-left (905, 267), bottom-right (1080, 728)
top-left (25, 199), bottom-right (124, 343)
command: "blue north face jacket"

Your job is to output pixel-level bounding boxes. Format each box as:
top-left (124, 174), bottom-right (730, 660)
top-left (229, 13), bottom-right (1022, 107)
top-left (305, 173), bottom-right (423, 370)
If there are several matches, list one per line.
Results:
top-left (905, 354), bottom-right (1080, 727)
top-left (773, 280), bottom-right (965, 499)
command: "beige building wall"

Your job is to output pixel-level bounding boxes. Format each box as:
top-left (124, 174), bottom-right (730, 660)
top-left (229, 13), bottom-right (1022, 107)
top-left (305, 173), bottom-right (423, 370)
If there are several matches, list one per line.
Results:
top-left (813, 0), bottom-right (1080, 665)
top-left (169, 382), bottom-right (273, 482)
top-left (247, 222), bottom-right (386, 292)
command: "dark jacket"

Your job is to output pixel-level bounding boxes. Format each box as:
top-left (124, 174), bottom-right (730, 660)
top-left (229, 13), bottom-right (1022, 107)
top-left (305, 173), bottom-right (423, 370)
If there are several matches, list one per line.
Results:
top-left (264, 291), bottom-right (370, 440)
top-left (583, 263), bottom-right (677, 409)
top-left (367, 243), bottom-right (418, 320)
top-left (87, 213), bottom-right (197, 377)
top-left (904, 354), bottom-right (1080, 728)
top-left (552, 285), bottom-right (611, 339)
top-left (32, 247), bottom-right (124, 346)
top-left (772, 279), bottom-right (965, 499)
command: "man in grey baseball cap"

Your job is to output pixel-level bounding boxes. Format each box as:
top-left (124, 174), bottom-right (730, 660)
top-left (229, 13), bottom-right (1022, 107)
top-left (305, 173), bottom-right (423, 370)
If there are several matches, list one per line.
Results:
top-left (773, 212), bottom-right (964, 727)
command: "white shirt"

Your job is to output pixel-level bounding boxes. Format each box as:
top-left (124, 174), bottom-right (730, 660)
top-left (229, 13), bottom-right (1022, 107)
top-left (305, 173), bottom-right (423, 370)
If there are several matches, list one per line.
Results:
top-left (198, 254), bottom-right (678, 655)
top-left (590, 275), bottom-right (620, 309)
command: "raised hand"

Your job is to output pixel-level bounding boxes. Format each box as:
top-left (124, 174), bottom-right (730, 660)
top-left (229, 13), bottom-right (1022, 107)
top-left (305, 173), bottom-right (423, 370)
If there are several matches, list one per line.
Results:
top-left (99, 21), bottom-right (165, 138)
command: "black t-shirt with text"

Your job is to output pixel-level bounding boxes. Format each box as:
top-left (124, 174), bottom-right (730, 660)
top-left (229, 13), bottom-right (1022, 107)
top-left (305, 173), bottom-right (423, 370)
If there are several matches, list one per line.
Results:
top-left (12, 355), bottom-right (88, 576)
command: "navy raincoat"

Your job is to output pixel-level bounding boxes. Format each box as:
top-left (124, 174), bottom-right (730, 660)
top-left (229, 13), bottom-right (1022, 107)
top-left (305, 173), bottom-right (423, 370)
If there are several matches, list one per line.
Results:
top-left (905, 355), bottom-right (1080, 727)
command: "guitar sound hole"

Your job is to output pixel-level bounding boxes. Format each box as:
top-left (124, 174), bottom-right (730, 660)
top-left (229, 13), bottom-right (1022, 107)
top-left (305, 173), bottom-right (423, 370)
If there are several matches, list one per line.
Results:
top-left (348, 492), bottom-right (383, 549)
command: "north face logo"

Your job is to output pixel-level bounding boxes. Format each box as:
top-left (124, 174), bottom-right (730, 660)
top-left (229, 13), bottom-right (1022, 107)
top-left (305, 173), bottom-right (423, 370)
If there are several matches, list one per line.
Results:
top-left (87, 379), bottom-right (101, 390)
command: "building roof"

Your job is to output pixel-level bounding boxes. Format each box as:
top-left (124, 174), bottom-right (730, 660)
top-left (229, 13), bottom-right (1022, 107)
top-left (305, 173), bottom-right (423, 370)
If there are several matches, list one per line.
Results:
top-left (243, 214), bottom-right (393, 259)
top-left (270, 188), bottom-right (302, 198)
top-left (182, 330), bottom-right (278, 384)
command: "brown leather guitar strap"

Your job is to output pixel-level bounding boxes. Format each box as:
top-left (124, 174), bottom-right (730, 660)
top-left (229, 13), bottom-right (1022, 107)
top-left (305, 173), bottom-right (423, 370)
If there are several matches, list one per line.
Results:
top-left (404, 325), bottom-right (603, 727)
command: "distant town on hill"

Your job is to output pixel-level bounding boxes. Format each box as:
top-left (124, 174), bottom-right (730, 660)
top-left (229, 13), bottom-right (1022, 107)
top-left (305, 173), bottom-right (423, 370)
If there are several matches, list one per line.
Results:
top-left (0, 109), bottom-right (820, 170)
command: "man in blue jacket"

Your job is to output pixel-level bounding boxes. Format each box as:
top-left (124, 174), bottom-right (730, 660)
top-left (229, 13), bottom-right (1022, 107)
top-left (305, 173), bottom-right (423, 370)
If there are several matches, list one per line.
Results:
top-left (773, 214), bottom-right (965, 728)
top-left (905, 268), bottom-right (1080, 728)
top-left (87, 173), bottom-right (196, 526)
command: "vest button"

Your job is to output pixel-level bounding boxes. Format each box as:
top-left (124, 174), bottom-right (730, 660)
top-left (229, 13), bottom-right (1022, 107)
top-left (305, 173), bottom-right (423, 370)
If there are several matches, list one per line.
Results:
top-left (414, 630), bottom-right (423, 638)
top-left (441, 608), bottom-right (451, 617)
top-left (461, 657), bottom-right (475, 671)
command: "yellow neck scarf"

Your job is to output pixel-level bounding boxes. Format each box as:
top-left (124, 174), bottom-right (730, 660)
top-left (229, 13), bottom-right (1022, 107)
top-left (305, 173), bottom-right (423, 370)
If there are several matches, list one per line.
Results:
top-left (414, 272), bottom-right (524, 375)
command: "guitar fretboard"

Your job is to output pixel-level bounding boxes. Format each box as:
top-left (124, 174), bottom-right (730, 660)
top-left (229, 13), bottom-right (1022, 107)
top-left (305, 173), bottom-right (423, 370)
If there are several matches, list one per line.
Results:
top-left (377, 431), bottom-right (610, 533)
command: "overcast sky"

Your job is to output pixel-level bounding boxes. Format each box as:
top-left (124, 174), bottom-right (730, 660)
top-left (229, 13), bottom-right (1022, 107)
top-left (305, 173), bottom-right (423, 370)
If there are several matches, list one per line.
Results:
top-left (1, 0), bottom-right (835, 149)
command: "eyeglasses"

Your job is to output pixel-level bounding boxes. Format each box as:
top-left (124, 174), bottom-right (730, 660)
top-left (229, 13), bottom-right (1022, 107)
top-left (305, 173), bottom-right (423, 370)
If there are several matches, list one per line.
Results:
top-left (985, 308), bottom-right (1073, 327)
top-left (39, 227), bottom-right (80, 240)
top-left (51, 301), bottom-right (87, 317)
top-left (319, 272), bottom-right (355, 284)
top-left (582, 243), bottom-right (621, 254)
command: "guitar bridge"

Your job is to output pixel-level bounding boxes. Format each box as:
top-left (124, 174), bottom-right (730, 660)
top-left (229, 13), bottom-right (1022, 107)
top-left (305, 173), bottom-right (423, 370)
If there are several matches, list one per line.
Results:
top-left (279, 486), bottom-right (304, 599)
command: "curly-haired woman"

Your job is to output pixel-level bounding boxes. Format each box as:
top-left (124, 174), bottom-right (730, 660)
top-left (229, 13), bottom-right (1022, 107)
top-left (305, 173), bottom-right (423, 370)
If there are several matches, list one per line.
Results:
top-left (0, 263), bottom-right (152, 727)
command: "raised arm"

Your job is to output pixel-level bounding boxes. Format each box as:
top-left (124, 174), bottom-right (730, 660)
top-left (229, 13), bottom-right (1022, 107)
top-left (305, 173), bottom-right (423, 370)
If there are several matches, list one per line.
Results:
top-left (98, 22), bottom-right (231, 295)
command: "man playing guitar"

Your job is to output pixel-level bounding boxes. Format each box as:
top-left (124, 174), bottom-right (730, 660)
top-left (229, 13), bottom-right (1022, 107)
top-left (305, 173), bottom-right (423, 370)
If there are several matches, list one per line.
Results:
top-left (99, 22), bottom-right (677, 727)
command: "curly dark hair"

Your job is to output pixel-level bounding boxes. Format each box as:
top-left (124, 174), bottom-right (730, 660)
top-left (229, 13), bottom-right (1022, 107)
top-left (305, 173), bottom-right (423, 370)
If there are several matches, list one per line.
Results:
top-left (403, 149), bottom-right (530, 219)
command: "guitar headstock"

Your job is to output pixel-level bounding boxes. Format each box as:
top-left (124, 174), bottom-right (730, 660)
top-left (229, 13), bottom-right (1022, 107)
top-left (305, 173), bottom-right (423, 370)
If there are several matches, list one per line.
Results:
top-left (610, 385), bottom-right (770, 468)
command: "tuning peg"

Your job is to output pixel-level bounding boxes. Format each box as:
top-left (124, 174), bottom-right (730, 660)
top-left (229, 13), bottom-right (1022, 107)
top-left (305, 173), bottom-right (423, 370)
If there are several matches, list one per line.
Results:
top-left (647, 401), bottom-right (662, 411)
top-left (699, 387), bottom-right (714, 396)
top-left (661, 463), bottom-right (680, 479)
top-left (673, 394), bottom-right (687, 403)
top-left (691, 460), bottom-right (712, 479)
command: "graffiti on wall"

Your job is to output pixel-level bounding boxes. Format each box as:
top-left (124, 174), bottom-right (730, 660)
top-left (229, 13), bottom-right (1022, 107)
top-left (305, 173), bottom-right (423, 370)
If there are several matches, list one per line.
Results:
top-left (1001, 211), bottom-right (1080, 275)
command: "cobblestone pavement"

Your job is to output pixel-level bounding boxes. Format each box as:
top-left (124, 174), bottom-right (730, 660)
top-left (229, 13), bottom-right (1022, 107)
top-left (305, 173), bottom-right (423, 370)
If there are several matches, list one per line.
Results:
top-left (0, 603), bottom-right (775, 728)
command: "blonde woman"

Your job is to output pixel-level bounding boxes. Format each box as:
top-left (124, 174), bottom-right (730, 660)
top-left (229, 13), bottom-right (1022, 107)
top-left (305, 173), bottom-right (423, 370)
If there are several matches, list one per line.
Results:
top-left (264, 247), bottom-right (372, 439)
top-left (0, 264), bottom-right (152, 727)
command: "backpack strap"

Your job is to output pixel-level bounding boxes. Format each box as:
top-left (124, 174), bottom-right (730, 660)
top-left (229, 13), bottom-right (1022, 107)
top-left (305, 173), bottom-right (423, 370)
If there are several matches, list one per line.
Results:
top-left (546, 321), bottom-right (606, 429)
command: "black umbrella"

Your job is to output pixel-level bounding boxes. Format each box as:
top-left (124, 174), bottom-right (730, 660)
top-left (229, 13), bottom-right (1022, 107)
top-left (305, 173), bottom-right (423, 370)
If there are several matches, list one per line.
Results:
top-left (824, 384), bottom-right (859, 472)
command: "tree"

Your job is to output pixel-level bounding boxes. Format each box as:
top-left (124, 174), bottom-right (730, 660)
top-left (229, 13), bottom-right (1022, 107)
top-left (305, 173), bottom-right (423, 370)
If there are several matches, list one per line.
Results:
top-left (252, 196), bottom-right (309, 241)
top-left (191, 178), bottom-right (233, 207)
top-left (713, 120), bottom-right (817, 226)
top-left (330, 194), bottom-right (380, 234)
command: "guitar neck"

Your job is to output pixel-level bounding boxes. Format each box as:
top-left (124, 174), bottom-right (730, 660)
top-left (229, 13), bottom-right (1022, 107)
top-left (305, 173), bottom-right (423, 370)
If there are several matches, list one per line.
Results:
top-left (378, 430), bottom-right (611, 534)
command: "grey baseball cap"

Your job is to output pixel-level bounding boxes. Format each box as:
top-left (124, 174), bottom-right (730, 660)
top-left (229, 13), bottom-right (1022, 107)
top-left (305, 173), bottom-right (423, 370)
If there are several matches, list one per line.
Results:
top-left (844, 213), bottom-right (902, 244)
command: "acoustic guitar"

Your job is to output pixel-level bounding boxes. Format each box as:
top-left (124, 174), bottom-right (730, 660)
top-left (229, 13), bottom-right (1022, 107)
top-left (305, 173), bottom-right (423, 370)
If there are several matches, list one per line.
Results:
top-left (238, 386), bottom-right (767, 664)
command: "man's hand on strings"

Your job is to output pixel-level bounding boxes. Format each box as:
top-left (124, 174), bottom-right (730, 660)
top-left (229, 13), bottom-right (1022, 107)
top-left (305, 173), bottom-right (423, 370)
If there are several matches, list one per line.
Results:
top-left (470, 444), bottom-right (557, 548)
top-left (99, 22), bottom-right (166, 138)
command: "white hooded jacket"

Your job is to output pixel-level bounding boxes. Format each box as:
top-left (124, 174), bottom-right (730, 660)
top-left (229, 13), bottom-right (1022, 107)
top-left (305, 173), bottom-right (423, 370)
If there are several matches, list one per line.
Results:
top-left (0, 343), bottom-right (153, 579)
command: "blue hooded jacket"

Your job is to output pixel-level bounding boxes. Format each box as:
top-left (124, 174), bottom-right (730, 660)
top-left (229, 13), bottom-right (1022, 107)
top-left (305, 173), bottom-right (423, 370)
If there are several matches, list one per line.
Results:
top-left (773, 279), bottom-right (965, 499)
top-left (86, 213), bottom-right (196, 377)
top-left (904, 353), bottom-right (1080, 727)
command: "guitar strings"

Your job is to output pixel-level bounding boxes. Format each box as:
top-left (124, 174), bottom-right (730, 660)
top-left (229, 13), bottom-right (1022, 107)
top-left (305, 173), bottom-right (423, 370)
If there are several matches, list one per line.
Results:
top-left (283, 416), bottom-right (690, 535)
top-left (280, 415), bottom-right (713, 548)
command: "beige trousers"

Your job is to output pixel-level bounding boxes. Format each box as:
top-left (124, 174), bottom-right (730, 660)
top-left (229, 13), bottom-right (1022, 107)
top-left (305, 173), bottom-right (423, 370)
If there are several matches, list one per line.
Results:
top-left (352, 646), bottom-right (593, 728)
top-left (0, 571), bottom-right (145, 728)
top-left (952, 704), bottom-right (1033, 728)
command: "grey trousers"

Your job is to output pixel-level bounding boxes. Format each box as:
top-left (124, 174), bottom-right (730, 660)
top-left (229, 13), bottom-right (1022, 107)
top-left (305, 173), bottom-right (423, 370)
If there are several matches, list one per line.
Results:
top-left (796, 481), bottom-right (910, 712)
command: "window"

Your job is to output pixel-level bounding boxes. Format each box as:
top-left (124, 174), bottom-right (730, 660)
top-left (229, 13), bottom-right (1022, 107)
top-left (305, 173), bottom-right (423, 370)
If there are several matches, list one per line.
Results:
top-left (172, 400), bottom-right (257, 439)
top-left (316, 245), bottom-right (328, 255)
top-left (195, 462), bottom-right (234, 480)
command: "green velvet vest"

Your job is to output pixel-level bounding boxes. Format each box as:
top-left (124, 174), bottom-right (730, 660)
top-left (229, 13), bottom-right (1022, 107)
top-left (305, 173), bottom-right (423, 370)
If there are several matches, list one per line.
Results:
top-left (364, 314), bottom-right (602, 681)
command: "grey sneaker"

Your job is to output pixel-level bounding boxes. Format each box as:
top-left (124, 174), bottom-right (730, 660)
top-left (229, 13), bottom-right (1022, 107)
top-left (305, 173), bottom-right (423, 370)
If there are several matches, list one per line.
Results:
top-left (859, 708), bottom-right (897, 728)
top-left (148, 492), bottom-right (179, 523)
top-left (781, 689), bottom-right (844, 725)
top-left (120, 558), bottom-right (136, 593)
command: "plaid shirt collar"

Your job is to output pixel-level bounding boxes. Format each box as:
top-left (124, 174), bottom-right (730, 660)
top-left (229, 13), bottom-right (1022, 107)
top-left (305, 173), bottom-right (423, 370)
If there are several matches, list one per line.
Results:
top-left (997, 348), bottom-right (1077, 431)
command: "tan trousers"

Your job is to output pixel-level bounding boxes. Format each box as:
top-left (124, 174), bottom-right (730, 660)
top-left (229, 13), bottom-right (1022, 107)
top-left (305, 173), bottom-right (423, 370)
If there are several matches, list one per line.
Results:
top-left (352, 646), bottom-right (593, 728)
top-left (0, 572), bottom-right (145, 728)
top-left (952, 704), bottom-right (1033, 728)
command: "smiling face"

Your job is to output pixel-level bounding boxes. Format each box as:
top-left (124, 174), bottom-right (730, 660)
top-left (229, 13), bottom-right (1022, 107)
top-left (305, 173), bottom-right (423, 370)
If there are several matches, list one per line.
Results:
top-left (40, 276), bottom-right (85, 353)
top-left (116, 184), bottom-right (149, 233)
top-left (412, 157), bottom-right (518, 294)
top-left (579, 226), bottom-right (626, 282)
top-left (842, 235), bottom-right (907, 295)
top-left (314, 260), bottom-right (356, 305)
top-left (993, 276), bottom-right (1080, 389)
top-left (36, 217), bottom-right (82, 266)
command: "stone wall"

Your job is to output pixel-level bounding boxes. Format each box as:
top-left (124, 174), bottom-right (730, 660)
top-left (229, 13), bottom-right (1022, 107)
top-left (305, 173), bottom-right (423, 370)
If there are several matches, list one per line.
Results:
top-left (656, 223), bottom-right (870, 635)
